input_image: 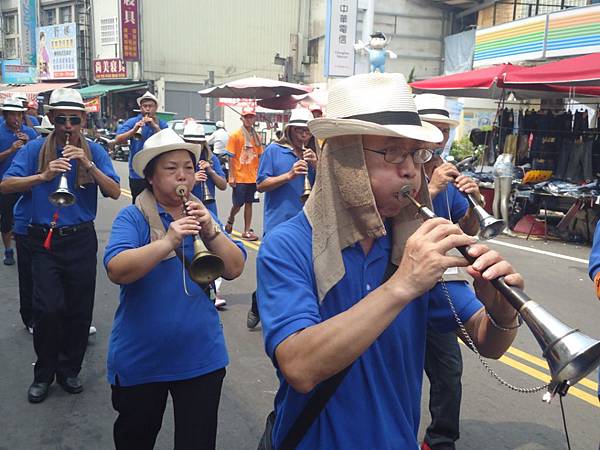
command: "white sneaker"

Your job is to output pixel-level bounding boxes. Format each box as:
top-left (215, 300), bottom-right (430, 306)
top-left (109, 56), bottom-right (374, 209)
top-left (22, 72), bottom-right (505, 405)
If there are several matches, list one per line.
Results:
top-left (89, 326), bottom-right (97, 336)
top-left (214, 298), bottom-right (227, 309)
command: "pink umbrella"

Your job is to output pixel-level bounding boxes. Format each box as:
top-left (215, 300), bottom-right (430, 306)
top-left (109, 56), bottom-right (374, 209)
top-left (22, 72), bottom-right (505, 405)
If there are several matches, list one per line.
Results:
top-left (198, 76), bottom-right (312, 100)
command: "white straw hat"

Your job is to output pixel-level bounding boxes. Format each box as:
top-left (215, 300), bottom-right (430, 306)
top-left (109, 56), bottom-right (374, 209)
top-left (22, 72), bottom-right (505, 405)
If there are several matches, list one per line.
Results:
top-left (414, 93), bottom-right (459, 128)
top-left (132, 128), bottom-right (201, 177)
top-left (0, 97), bottom-right (28, 112)
top-left (136, 91), bottom-right (158, 107)
top-left (34, 115), bottom-right (54, 134)
top-left (182, 121), bottom-right (206, 142)
top-left (308, 73), bottom-right (442, 143)
top-left (285, 108), bottom-right (312, 130)
top-left (46, 88), bottom-right (86, 112)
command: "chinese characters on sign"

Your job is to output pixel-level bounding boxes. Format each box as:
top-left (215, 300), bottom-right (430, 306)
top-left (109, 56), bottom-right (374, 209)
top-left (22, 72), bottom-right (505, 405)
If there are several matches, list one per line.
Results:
top-left (325, 0), bottom-right (357, 77)
top-left (36, 23), bottom-right (78, 80)
top-left (94, 58), bottom-right (128, 80)
top-left (121, 0), bottom-right (139, 61)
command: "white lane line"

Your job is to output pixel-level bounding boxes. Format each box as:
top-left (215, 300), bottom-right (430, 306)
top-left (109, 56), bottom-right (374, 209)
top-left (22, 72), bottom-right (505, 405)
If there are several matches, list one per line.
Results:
top-left (488, 239), bottom-right (589, 265)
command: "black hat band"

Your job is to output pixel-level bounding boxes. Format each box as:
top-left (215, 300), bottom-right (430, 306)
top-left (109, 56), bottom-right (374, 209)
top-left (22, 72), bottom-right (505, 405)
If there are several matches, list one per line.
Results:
top-left (344, 110), bottom-right (422, 127)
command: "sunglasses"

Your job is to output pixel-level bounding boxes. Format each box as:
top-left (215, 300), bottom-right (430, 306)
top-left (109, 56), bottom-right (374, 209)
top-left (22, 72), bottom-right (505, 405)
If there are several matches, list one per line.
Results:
top-left (55, 115), bottom-right (82, 125)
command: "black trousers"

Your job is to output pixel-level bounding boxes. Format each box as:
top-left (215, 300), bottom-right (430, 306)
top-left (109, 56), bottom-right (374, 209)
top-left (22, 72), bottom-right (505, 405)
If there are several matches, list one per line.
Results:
top-left (15, 233), bottom-right (33, 328)
top-left (129, 177), bottom-right (147, 204)
top-left (29, 225), bottom-right (97, 382)
top-left (0, 192), bottom-right (18, 233)
top-left (111, 368), bottom-right (226, 450)
top-left (423, 328), bottom-right (463, 450)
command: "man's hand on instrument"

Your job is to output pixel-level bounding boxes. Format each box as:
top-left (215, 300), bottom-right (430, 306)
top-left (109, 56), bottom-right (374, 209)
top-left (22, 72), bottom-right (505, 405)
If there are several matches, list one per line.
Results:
top-left (464, 244), bottom-right (524, 312)
top-left (429, 162), bottom-right (460, 197)
top-left (194, 169), bottom-right (208, 183)
top-left (455, 175), bottom-right (481, 199)
top-left (41, 157), bottom-right (71, 181)
top-left (185, 200), bottom-right (217, 241)
top-left (62, 145), bottom-right (91, 168)
top-left (288, 160), bottom-right (308, 180)
top-left (10, 140), bottom-right (24, 153)
top-left (16, 132), bottom-right (30, 143)
top-left (198, 160), bottom-right (213, 172)
top-left (391, 218), bottom-right (477, 300)
top-left (303, 149), bottom-right (317, 168)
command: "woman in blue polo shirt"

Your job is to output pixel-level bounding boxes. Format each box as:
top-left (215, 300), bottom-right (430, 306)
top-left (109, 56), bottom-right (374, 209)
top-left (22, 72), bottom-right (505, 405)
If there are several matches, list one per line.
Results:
top-left (104, 128), bottom-right (246, 450)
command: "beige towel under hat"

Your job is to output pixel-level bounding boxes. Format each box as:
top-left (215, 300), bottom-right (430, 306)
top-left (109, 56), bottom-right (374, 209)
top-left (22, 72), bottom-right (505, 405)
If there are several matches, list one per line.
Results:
top-left (305, 135), bottom-right (441, 301)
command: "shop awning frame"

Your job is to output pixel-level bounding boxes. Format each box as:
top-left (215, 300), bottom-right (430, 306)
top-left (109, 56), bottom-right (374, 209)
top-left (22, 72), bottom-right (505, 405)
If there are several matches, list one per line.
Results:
top-left (77, 83), bottom-right (147, 99)
top-left (0, 81), bottom-right (78, 101)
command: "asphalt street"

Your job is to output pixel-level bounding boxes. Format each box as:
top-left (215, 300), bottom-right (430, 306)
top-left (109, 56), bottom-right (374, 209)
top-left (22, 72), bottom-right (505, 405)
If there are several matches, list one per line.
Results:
top-left (1, 159), bottom-right (599, 449)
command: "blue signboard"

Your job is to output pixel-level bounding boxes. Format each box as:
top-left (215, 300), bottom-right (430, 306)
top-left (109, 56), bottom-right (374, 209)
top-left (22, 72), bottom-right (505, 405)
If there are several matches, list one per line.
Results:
top-left (2, 60), bottom-right (37, 84)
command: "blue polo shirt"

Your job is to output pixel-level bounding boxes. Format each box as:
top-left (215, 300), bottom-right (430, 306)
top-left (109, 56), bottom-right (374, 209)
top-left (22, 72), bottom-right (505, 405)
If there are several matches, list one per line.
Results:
top-left (257, 143), bottom-right (316, 235)
top-left (0, 122), bottom-right (37, 179)
top-left (588, 225), bottom-right (600, 396)
top-left (257, 211), bottom-right (482, 449)
top-left (117, 114), bottom-right (168, 179)
top-left (104, 204), bottom-right (246, 387)
top-left (3, 138), bottom-right (120, 227)
top-left (12, 193), bottom-right (31, 236)
top-left (432, 183), bottom-right (468, 223)
top-left (192, 154), bottom-right (225, 218)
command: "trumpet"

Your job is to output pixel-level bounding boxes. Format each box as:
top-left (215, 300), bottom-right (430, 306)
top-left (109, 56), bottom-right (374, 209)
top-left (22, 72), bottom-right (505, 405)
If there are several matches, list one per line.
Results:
top-left (199, 148), bottom-right (215, 204)
top-left (300, 147), bottom-right (312, 203)
top-left (400, 185), bottom-right (600, 402)
top-left (176, 184), bottom-right (224, 285)
top-left (48, 132), bottom-right (76, 207)
top-left (464, 193), bottom-right (505, 240)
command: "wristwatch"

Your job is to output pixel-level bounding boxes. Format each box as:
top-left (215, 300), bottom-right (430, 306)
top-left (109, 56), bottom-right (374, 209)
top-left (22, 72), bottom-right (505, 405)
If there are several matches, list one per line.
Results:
top-left (203, 222), bottom-right (221, 243)
top-left (86, 161), bottom-right (96, 172)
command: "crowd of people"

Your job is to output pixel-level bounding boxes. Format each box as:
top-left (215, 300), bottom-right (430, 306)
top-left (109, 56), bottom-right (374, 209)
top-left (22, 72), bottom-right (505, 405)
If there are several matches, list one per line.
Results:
top-left (0, 73), bottom-right (597, 450)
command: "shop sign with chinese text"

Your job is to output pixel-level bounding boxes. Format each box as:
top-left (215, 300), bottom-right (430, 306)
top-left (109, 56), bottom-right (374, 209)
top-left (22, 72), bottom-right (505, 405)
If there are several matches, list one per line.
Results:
top-left (121, 0), bottom-right (139, 61)
top-left (94, 58), bottom-right (128, 80)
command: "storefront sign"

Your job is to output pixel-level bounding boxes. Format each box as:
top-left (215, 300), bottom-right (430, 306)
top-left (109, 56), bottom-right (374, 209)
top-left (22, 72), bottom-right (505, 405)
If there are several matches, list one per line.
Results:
top-left (19, 0), bottom-right (37, 66)
top-left (474, 15), bottom-right (547, 68)
top-left (324, 0), bottom-right (357, 77)
top-left (36, 23), bottom-right (78, 80)
top-left (121, 0), bottom-right (140, 61)
top-left (85, 96), bottom-right (101, 113)
top-left (94, 58), bottom-right (128, 80)
top-left (2, 60), bottom-right (37, 84)
top-left (546, 5), bottom-right (600, 58)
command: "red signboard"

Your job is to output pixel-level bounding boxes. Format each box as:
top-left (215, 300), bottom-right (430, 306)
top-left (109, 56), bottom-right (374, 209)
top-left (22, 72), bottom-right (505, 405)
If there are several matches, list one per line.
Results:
top-left (85, 97), bottom-right (100, 113)
top-left (94, 58), bottom-right (127, 79)
top-left (120, 0), bottom-right (139, 61)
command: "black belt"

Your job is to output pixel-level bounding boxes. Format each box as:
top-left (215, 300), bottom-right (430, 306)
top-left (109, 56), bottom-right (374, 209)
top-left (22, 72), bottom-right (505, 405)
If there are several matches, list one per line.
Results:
top-left (29, 221), bottom-right (94, 238)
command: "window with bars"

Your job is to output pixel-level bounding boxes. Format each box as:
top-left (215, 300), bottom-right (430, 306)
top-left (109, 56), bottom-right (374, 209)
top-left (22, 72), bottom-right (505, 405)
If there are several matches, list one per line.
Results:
top-left (3, 13), bottom-right (19, 58)
top-left (42, 8), bottom-right (57, 26)
top-left (59, 5), bottom-right (72, 24)
top-left (100, 17), bottom-right (119, 45)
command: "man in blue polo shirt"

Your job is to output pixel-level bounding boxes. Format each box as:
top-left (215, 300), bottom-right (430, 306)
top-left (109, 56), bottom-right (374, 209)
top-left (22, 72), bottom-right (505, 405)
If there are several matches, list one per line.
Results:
top-left (246, 108), bottom-right (317, 329)
top-left (587, 225), bottom-right (600, 403)
top-left (256, 73), bottom-right (522, 449)
top-left (0, 97), bottom-right (37, 265)
top-left (1, 88), bottom-right (121, 404)
top-left (115, 91), bottom-right (168, 203)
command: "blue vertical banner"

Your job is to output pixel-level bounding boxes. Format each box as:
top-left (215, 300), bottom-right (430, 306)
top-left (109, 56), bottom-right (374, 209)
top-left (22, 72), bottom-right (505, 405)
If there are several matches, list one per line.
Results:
top-left (19, 0), bottom-right (38, 66)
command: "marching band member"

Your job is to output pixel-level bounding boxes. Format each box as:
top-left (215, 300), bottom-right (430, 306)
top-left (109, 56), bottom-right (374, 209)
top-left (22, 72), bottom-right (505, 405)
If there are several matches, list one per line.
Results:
top-left (256, 73), bottom-right (521, 449)
top-left (246, 108), bottom-right (316, 329)
top-left (1, 88), bottom-right (120, 404)
top-left (115, 91), bottom-right (168, 203)
top-left (104, 128), bottom-right (245, 450)
top-left (0, 98), bottom-right (37, 266)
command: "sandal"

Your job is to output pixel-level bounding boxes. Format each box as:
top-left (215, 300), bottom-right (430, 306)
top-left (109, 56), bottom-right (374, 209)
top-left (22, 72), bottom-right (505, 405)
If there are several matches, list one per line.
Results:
top-left (224, 218), bottom-right (234, 234)
top-left (241, 229), bottom-right (259, 241)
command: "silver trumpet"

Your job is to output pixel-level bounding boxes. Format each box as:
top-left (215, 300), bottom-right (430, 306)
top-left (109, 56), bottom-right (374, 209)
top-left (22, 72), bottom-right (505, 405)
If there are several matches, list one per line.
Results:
top-left (48, 132), bottom-right (76, 207)
top-left (400, 185), bottom-right (600, 402)
top-left (300, 147), bottom-right (312, 203)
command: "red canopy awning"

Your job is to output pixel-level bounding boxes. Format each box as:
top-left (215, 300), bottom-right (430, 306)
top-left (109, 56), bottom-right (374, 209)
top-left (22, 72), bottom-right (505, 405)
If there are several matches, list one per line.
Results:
top-left (503, 53), bottom-right (600, 86)
top-left (0, 81), bottom-right (78, 102)
top-left (410, 64), bottom-right (527, 99)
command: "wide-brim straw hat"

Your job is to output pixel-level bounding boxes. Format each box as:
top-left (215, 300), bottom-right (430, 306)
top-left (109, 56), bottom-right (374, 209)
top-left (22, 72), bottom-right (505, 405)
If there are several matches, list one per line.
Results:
top-left (132, 128), bottom-right (201, 177)
top-left (34, 115), bottom-right (54, 134)
top-left (182, 121), bottom-right (207, 142)
top-left (414, 93), bottom-right (459, 128)
top-left (284, 107), bottom-right (312, 130)
top-left (0, 97), bottom-right (27, 112)
top-left (308, 73), bottom-right (442, 143)
top-left (44, 88), bottom-right (87, 112)
top-left (136, 91), bottom-right (158, 106)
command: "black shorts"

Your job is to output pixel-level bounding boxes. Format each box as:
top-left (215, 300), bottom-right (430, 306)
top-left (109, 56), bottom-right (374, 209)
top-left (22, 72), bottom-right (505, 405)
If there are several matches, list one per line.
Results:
top-left (0, 192), bottom-right (18, 233)
top-left (232, 183), bottom-right (259, 207)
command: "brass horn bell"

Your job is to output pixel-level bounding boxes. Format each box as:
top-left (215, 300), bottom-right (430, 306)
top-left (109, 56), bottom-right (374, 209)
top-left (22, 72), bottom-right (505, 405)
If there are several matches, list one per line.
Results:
top-left (48, 132), bottom-right (76, 207)
top-left (465, 194), bottom-right (505, 240)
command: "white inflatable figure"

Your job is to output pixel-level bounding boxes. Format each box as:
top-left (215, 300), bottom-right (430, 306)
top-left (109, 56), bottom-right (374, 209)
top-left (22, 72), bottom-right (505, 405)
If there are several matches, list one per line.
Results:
top-left (354, 31), bottom-right (397, 73)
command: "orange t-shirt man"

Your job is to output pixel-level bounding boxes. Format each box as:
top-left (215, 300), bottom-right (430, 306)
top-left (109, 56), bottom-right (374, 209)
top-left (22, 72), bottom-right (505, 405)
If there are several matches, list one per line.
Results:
top-left (227, 126), bottom-right (263, 184)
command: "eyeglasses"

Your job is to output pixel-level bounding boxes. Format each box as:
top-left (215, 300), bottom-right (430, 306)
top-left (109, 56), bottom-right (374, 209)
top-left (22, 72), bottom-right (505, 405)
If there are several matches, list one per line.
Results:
top-left (55, 115), bottom-right (82, 125)
top-left (292, 128), bottom-right (311, 135)
top-left (363, 146), bottom-right (433, 164)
